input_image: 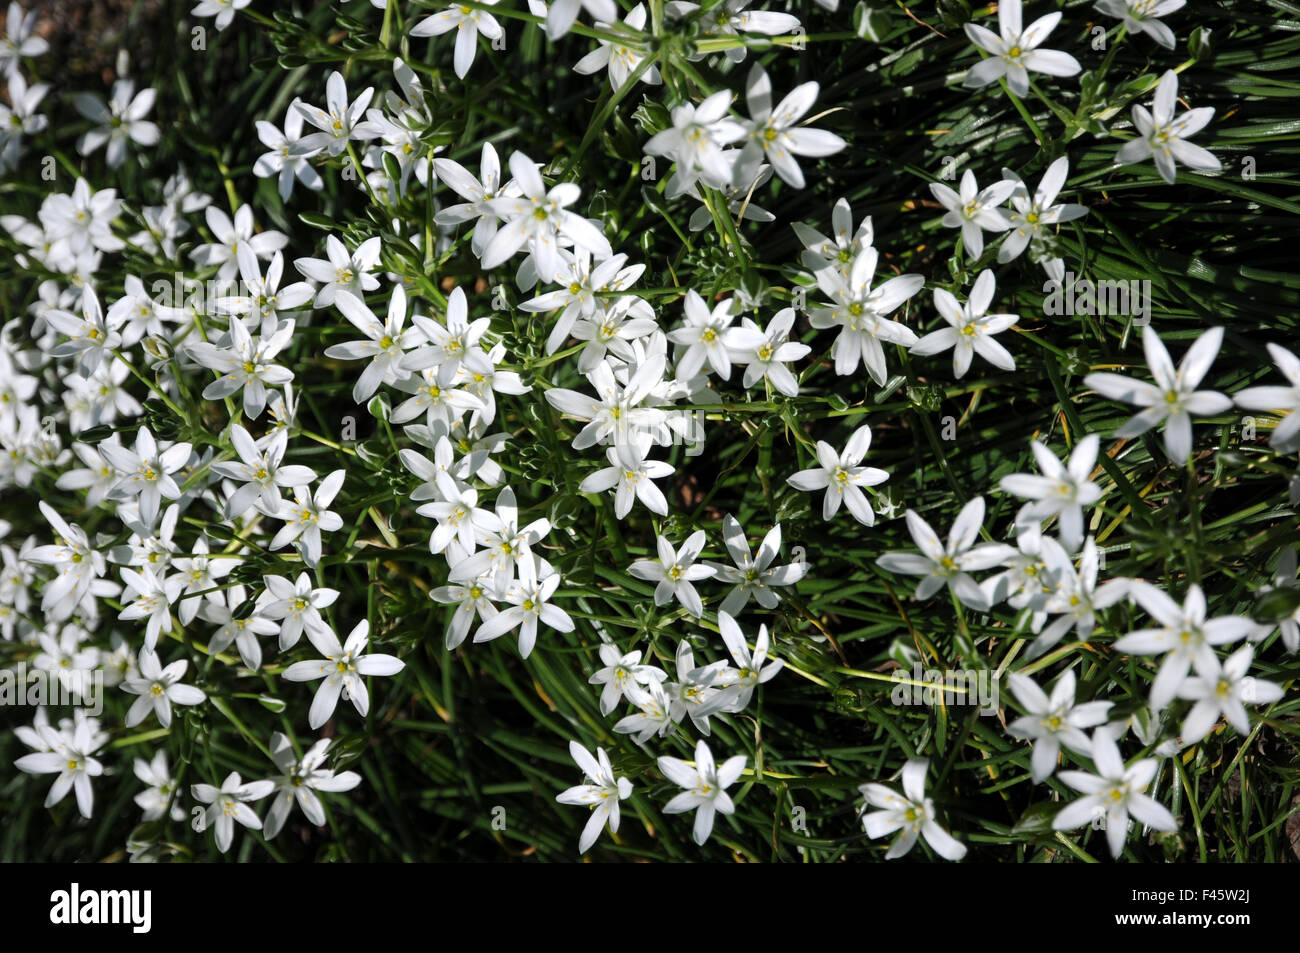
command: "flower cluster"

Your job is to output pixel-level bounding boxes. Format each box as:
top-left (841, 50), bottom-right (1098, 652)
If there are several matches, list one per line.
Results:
top-left (0, 0), bottom-right (1291, 866)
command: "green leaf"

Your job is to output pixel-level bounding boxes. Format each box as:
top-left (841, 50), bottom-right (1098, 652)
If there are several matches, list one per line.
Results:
top-left (299, 212), bottom-right (337, 231)
top-left (1012, 801), bottom-right (1063, 835)
top-left (1253, 585), bottom-right (1300, 623)
top-left (854, 2), bottom-right (893, 42)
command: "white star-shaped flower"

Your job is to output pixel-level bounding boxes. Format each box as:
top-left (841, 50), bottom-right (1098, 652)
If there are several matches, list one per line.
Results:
top-left (786, 424), bottom-right (889, 526)
top-left (962, 0), bottom-right (1081, 98)
top-left (1083, 325), bottom-right (1231, 465)
top-left (1114, 69), bottom-right (1220, 184)
top-left (911, 269), bottom-right (1018, 378)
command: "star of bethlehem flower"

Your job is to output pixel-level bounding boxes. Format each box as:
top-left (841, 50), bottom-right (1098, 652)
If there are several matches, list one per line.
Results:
top-left (432, 142), bottom-right (521, 260)
top-left (0, 2), bottom-right (48, 76)
top-left (480, 151), bottom-right (612, 281)
top-left (670, 0), bottom-right (801, 63)
top-left (715, 611), bottom-right (782, 711)
top-left (1114, 69), bottom-right (1220, 184)
top-left (134, 749), bottom-right (185, 822)
top-left (107, 274), bottom-right (185, 348)
top-left (15, 717), bottom-right (104, 819)
top-left (472, 555), bottom-right (572, 659)
top-left (1234, 342), bottom-right (1300, 453)
top-left (787, 424), bottom-right (889, 526)
top-left (578, 442), bottom-right (673, 518)
top-left (727, 307), bottom-right (810, 397)
top-left (191, 0), bottom-right (252, 31)
top-left (187, 309), bottom-right (296, 419)
top-left (860, 758), bottom-right (967, 860)
top-left (1007, 669), bottom-right (1113, 782)
top-left (520, 250), bottom-right (641, 354)
top-left (662, 639), bottom-right (731, 735)
top-left (614, 680), bottom-right (675, 742)
top-left (429, 566), bottom-right (499, 650)
top-left (267, 469), bottom-right (346, 567)
top-left (414, 471), bottom-right (494, 555)
top-left (99, 426), bottom-right (192, 528)
top-left (1176, 644), bottom-right (1283, 744)
top-left (398, 432), bottom-right (465, 500)
top-left (735, 64), bottom-right (846, 190)
top-left (1082, 325), bottom-right (1230, 465)
top-left (212, 424), bottom-right (317, 519)
top-left (588, 643), bottom-right (668, 716)
top-left (705, 515), bottom-right (807, 615)
top-left (628, 530), bottom-right (716, 617)
top-left (876, 496), bottom-right (1016, 611)
top-left (539, 0), bottom-right (617, 40)
top-left (0, 71), bottom-right (50, 172)
top-left (259, 571), bottom-right (340, 651)
top-left (1028, 537), bottom-right (1131, 658)
top-left (668, 290), bottom-right (746, 380)
top-left (445, 484), bottom-right (552, 590)
top-left (211, 245), bottom-right (315, 337)
top-left (556, 740), bottom-right (633, 853)
top-left (962, 0), bottom-right (1081, 98)
top-left (1051, 729), bottom-right (1177, 858)
top-left (263, 733), bottom-right (362, 839)
top-left (998, 434), bottom-right (1102, 552)
top-left (658, 739), bottom-right (746, 845)
top-left (27, 501), bottom-right (114, 621)
top-left (172, 535), bottom-right (234, 625)
top-left (643, 89), bottom-right (746, 197)
top-left (569, 295), bottom-right (659, 373)
top-left (282, 619), bottom-right (405, 729)
top-left (929, 169), bottom-right (1016, 260)
top-left (73, 79), bottom-right (159, 169)
top-left (997, 156), bottom-right (1089, 267)
top-left (410, 0), bottom-right (505, 79)
top-left (1096, 0), bottom-right (1184, 49)
top-left (295, 70), bottom-right (382, 157)
top-left (452, 350), bottom-right (522, 428)
top-left (363, 94), bottom-right (438, 202)
top-left (40, 176), bottom-right (125, 255)
top-left (253, 98), bottom-right (325, 202)
top-left (1261, 547), bottom-right (1300, 654)
top-left (980, 526), bottom-right (1064, 618)
top-left (792, 196), bottom-right (875, 276)
top-left (573, 4), bottom-right (662, 89)
top-left (111, 501), bottom-right (181, 573)
top-left (32, 626), bottom-right (99, 698)
top-left (44, 285), bottom-right (120, 377)
top-left (982, 526), bottom-right (1064, 623)
top-left (191, 771), bottom-right (275, 853)
top-left (206, 584), bottom-right (278, 670)
top-left (1114, 580), bottom-right (1255, 711)
top-left (403, 284), bottom-right (492, 387)
top-left (324, 284), bottom-right (425, 404)
top-left (62, 364), bottom-right (143, 436)
top-left (295, 234), bottom-right (383, 308)
top-left (808, 248), bottom-right (923, 383)
top-left (191, 203), bottom-right (288, 281)
top-left (121, 647), bottom-right (207, 728)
